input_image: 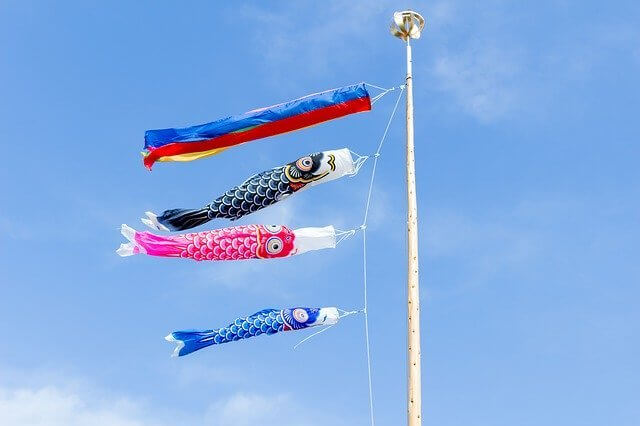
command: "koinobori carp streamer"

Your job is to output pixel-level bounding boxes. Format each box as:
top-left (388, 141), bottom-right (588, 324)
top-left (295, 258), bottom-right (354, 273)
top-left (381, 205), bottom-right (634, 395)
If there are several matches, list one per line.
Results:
top-left (166, 307), bottom-right (340, 357)
top-left (142, 148), bottom-right (355, 232)
top-left (116, 224), bottom-right (336, 261)
top-left (143, 83), bottom-right (371, 169)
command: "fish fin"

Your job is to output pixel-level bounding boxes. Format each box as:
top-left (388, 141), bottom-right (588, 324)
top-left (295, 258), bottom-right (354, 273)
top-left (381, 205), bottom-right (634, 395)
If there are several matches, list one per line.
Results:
top-left (165, 334), bottom-right (185, 358)
top-left (157, 208), bottom-right (211, 232)
top-left (141, 211), bottom-right (170, 231)
top-left (116, 224), bottom-right (144, 256)
top-left (165, 330), bottom-right (217, 357)
top-left (116, 243), bottom-right (135, 257)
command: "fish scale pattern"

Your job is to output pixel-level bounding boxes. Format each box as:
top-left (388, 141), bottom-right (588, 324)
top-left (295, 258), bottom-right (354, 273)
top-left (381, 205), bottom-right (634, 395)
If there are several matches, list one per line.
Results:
top-left (127, 224), bottom-right (296, 260)
top-left (199, 309), bottom-right (285, 345)
top-left (207, 167), bottom-right (292, 220)
top-left (180, 225), bottom-right (260, 261)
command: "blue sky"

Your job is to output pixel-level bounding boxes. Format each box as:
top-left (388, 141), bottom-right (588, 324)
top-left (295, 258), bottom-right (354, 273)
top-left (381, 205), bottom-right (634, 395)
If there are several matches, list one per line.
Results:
top-left (1, 1), bottom-right (639, 425)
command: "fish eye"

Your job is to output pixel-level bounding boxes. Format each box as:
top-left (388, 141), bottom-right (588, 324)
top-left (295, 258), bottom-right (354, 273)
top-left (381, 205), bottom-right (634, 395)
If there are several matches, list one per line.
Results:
top-left (293, 308), bottom-right (309, 323)
top-left (266, 225), bottom-right (282, 233)
top-left (266, 237), bottom-right (283, 255)
top-left (295, 156), bottom-right (313, 172)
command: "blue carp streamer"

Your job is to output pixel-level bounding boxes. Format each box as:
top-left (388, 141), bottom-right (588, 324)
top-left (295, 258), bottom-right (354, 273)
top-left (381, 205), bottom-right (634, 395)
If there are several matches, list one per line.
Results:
top-left (166, 307), bottom-right (339, 357)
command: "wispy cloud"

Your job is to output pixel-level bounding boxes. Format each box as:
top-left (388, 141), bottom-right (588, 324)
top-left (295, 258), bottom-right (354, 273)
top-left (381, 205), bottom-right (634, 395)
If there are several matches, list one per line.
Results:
top-left (425, 207), bottom-right (541, 265)
top-left (0, 385), bottom-right (167, 426)
top-left (432, 43), bottom-right (524, 122)
top-left (240, 1), bottom-right (396, 85)
top-left (168, 362), bottom-right (245, 388)
top-left (422, 0), bottom-right (532, 122)
top-left (204, 391), bottom-right (346, 426)
top-left (205, 392), bottom-right (292, 426)
top-left (0, 385), bottom-right (308, 426)
top-left (424, 1), bottom-right (640, 122)
top-left (421, 199), bottom-right (552, 296)
top-left (0, 368), bottom-right (343, 426)
top-left (0, 184), bottom-right (125, 243)
top-left (0, 214), bottom-right (36, 241)
top-left (422, 190), bottom-right (640, 299)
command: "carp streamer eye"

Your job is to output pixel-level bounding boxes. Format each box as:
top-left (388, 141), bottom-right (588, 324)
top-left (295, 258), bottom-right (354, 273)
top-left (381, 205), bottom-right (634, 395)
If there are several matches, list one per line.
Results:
top-left (266, 237), bottom-right (284, 255)
top-left (296, 156), bottom-right (313, 172)
top-left (266, 225), bottom-right (282, 233)
top-left (293, 308), bottom-right (309, 323)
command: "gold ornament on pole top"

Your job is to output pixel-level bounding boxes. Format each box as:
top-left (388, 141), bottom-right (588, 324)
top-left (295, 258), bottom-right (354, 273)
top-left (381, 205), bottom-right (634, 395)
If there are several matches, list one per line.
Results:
top-left (390, 10), bottom-right (425, 42)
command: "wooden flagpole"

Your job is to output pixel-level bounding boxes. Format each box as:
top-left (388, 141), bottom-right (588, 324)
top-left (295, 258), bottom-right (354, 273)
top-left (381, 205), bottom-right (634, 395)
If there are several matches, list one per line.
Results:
top-left (390, 10), bottom-right (425, 426)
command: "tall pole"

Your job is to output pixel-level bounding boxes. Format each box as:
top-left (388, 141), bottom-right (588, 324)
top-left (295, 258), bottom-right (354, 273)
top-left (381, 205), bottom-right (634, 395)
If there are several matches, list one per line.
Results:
top-left (390, 11), bottom-right (425, 426)
top-left (406, 36), bottom-right (422, 426)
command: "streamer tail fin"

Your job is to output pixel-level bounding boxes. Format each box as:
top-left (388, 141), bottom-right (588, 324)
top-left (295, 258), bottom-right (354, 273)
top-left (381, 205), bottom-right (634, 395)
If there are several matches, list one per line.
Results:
top-left (116, 224), bottom-right (144, 256)
top-left (143, 208), bottom-right (210, 232)
top-left (165, 330), bottom-right (218, 357)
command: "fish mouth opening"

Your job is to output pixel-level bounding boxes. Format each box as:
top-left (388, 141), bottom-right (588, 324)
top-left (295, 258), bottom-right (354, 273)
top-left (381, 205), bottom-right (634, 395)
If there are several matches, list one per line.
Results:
top-left (317, 307), bottom-right (340, 325)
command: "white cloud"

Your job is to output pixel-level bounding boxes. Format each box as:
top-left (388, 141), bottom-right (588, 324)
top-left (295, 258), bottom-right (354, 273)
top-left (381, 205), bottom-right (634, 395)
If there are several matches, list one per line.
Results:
top-left (241, 1), bottom-right (397, 83)
top-left (432, 43), bottom-right (524, 122)
top-left (0, 214), bottom-right (35, 241)
top-left (424, 1), bottom-right (640, 122)
top-left (0, 385), bottom-right (163, 426)
top-left (423, 0), bottom-right (529, 122)
top-left (204, 391), bottom-right (347, 426)
top-left (0, 385), bottom-right (343, 426)
top-left (205, 392), bottom-right (292, 426)
top-left (422, 203), bottom-right (545, 296)
top-left (425, 208), bottom-right (540, 263)
top-left (0, 378), bottom-right (340, 426)
top-left (0, 185), bottom-right (124, 243)
top-left (425, 210), bottom-right (536, 260)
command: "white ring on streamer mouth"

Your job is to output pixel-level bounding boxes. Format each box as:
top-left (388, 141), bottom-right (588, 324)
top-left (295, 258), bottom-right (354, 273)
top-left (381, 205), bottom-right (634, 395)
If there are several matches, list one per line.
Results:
top-left (292, 226), bottom-right (336, 255)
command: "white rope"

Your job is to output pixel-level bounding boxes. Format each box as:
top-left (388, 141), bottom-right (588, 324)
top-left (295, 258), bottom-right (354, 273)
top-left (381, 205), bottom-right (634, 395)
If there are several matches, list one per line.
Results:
top-left (365, 82), bottom-right (391, 91)
top-left (359, 85), bottom-right (405, 426)
top-left (349, 148), bottom-right (367, 158)
top-left (362, 228), bottom-right (374, 426)
top-left (334, 228), bottom-right (358, 245)
top-left (369, 84), bottom-right (405, 105)
top-left (292, 308), bottom-right (363, 350)
top-left (348, 150), bottom-right (370, 177)
top-left (362, 86), bottom-right (405, 226)
top-left (293, 323), bottom-right (337, 350)
top-left (370, 92), bottom-right (388, 105)
top-left (338, 308), bottom-right (364, 317)
top-left (290, 86), bottom-right (406, 426)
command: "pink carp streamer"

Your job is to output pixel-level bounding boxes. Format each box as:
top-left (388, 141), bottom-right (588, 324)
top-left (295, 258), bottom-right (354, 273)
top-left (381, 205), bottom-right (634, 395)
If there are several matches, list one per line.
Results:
top-left (116, 223), bottom-right (336, 261)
